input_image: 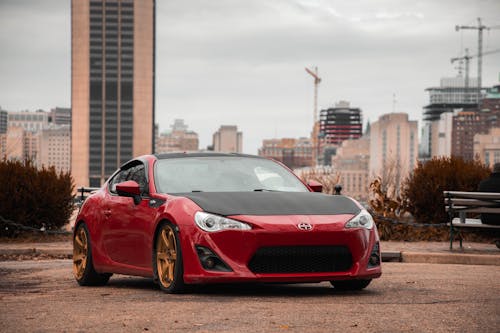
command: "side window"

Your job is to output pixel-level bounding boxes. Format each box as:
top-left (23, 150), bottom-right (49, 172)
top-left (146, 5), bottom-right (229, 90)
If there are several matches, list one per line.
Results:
top-left (128, 164), bottom-right (148, 195)
top-left (108, 162), bottom-right (148, 195)
top-left (108, 169), bottom-right (129, 194)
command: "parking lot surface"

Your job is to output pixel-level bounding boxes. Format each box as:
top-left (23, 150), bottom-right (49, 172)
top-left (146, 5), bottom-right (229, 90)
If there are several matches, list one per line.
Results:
top-left (0, 260), bottom-right (499, 332)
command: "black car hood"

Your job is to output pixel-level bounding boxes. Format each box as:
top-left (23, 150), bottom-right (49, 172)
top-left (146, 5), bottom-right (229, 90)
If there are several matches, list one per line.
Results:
top-left (180, 192), bottom-right (361, 216)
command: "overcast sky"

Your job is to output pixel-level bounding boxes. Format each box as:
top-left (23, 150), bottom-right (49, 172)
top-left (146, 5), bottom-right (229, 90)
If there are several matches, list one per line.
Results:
top-left (1, 0), bottom-right (499, 154)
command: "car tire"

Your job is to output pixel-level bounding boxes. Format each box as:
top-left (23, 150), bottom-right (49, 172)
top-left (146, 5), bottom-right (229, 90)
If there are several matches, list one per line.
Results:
top-left (153, 222), bottom-right (185, 293)
top-left (330, 279), bottom-right (372, 291)
top-left (73, 223), bottom-right (111, 286)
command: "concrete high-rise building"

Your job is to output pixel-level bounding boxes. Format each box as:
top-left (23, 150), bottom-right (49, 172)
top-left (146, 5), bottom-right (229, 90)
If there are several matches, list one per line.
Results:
top-left (258, 137), bottom-right (313, 169)
top-left (72, 0), bottom-right (155, 187)
top-left (0, 127), bottom-right (24, 160)
top-left (50, 107), bottom-right (72, 126)
top-left (0, 126), bottom-right (39, 163)
top-left (419, 122), bottom-right (431, 158)
top-left (331, 136), bottom-right (370, 202)
top-left (155, 119), bottom-right (199, 153)
top-left (480, 84), bottom-right (500, 129)
top-left (451, 111), bottom-right (481, 161)
top-left (474, 127), bottom-right (500, 168)
top-left (369, 113), bottom-right (418, 180)
top-left (450, 85), bottom-right (500, 161)
top-left (212, 125), bottom-right (242, 153)
top-left (0, 108), bottom-right (7, 134)
top-left (39, 125), bottom-right (71, 172)
top-left (7, 110), bottom-right (49, 132)
top-left (430, 111), bottom-right (453, 158)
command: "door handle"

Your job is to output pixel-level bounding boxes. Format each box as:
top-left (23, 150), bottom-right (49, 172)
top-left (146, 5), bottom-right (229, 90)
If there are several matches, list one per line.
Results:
top-left (104, 209), bottom-right (112, 218)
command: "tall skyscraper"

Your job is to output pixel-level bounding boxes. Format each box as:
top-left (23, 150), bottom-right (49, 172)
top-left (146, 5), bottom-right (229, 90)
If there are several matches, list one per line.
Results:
top-left (72, 0), bottom-right (155, 187)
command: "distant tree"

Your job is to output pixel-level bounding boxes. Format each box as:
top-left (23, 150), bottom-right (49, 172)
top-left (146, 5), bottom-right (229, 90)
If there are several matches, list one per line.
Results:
top-left (0, 159), bottom-right (74, 237)
top-left (403, 156), bottom-right (490, 225)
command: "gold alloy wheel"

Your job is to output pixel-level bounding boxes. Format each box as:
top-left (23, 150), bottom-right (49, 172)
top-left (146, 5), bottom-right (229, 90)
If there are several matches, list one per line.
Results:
top-left (73, 226), bottom-right (88, 280)
top-left (156, 225), bottom-right (178, 288)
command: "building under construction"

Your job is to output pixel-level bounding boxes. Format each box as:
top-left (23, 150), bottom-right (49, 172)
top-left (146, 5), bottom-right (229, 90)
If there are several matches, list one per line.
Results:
top-left (319, 101), bottom-right (363, 146)
top-left (423, 77), bottom-right (483, 121)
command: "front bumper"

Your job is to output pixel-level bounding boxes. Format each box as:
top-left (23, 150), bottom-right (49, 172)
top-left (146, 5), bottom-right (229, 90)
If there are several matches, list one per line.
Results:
top-left (180, 214), bottom-right (382, 284)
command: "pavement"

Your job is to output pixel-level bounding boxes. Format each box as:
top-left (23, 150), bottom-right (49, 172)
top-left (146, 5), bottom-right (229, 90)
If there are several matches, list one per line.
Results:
top-left (0, 239), bottom-right (499, 265)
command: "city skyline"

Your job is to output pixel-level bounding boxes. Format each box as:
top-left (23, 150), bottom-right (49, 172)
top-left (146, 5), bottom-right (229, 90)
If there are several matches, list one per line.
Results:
top-left (1, 0), bottom-right (500, 154)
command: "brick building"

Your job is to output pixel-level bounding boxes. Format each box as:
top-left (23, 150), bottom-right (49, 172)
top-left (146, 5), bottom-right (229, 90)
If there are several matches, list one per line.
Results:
top-left (258, 137), bottom-right (313, 169)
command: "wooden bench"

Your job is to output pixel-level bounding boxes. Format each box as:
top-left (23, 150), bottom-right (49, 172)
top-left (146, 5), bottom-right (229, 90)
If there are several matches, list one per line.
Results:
top-left (444, 191), bottom-right (500, 249)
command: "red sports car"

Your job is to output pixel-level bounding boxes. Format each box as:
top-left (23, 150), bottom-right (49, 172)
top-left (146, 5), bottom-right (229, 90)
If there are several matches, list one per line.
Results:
top-left (73, 153), bottom-right (381, 293)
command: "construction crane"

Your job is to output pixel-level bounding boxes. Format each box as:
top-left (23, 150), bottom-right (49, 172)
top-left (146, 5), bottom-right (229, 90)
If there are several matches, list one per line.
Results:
top-left (451, 48), bottom-right (472, 89)
top-left (305, 67), bottom-right (321, 125)
top-left (455, 17), bottom-right (499, 107)
top-left (451, 48), bottom-right (500, 90)
top-left (305, 66), bottom-right (321, 166)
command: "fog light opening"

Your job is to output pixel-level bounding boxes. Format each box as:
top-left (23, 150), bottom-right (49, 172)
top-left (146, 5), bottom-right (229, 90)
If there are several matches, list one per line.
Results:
top-left (369, 253), bottom-right (380, 267)
top-left (204, 257), bottom-right (216, 269)
top-left (195, 245), bottom-right (232, 272)
top-left (367, 242), bottom-right (381, 268)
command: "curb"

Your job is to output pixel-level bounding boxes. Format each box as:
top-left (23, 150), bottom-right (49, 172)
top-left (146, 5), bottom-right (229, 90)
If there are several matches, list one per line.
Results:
top-left (400, 252), bottom-right (500, 266)
top-left (1, 248), bottom-right (499, 266)
top-left (0, 248), bottom-right (70, 257)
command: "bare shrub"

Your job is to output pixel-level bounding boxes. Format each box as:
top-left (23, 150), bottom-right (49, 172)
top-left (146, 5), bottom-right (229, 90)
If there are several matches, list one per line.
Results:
top-left (297, 167), bottom-right (340, 194)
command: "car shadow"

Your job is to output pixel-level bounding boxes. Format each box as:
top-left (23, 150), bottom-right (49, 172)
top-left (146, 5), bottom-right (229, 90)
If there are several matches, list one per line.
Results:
top-left (106, 276), bottom-right (379, 297)
top-left (190, 283), bottom-right (379, 297)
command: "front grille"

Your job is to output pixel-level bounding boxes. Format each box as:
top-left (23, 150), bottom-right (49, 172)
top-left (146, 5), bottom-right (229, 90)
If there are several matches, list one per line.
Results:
top-left (248, 246), bottom-right (352, 274)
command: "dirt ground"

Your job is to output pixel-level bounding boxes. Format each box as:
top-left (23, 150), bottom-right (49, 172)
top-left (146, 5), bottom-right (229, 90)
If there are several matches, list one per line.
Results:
top-left (0, 260), bottom-right (499, 332)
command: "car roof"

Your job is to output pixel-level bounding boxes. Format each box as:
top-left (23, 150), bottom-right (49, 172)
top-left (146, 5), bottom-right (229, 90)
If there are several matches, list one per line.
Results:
top-left (154, 152), bottom-right (264, 160)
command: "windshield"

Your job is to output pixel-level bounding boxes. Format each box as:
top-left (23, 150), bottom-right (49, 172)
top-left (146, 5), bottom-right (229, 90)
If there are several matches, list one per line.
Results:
top-left (154, 156), bottom-right (309, 193)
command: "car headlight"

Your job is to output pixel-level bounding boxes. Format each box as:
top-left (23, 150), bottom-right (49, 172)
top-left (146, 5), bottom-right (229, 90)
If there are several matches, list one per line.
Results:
top-left (194, 212), bottom-right (252, 232)
top-left (345, 210), bottom-right (374, 229)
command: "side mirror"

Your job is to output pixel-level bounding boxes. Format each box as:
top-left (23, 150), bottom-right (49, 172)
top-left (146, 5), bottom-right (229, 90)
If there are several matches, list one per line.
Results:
top-left (116, 180), bottom-right (142, 205)
top-left (307, 180), bottom-right (323, 193)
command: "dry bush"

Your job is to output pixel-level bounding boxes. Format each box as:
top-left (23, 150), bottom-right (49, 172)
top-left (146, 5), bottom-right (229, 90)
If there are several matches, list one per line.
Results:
top-left (368, 158), bottom-right (407, 217)
top-left (369, 177), bottom-right (406, 218)
top-left (369, 156), bottom-right (489, 241)
top-left (403, 156), bottom-right (490, 225)
top-left (0, 159), bottom-right (74, 237)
